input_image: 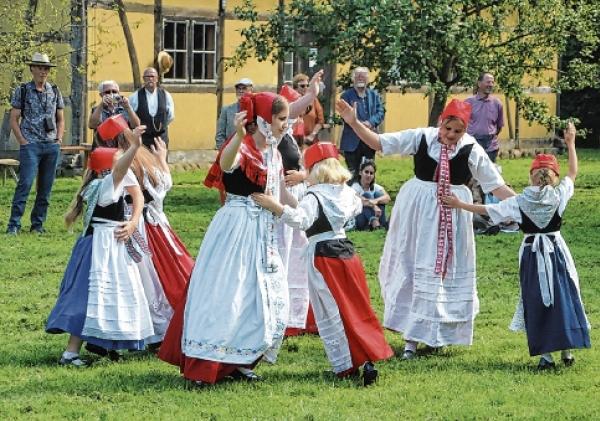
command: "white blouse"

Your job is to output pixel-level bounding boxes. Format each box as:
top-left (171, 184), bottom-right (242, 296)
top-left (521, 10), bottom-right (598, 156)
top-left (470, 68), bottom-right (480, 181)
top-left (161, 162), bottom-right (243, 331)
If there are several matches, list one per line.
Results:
top-left (379, 127), bottom-right (505, 193)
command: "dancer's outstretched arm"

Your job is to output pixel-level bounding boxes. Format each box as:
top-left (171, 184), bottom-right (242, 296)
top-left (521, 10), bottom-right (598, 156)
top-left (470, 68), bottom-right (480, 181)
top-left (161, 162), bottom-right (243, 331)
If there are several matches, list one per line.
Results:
top-left (335, 99), bottom-right (382, 151)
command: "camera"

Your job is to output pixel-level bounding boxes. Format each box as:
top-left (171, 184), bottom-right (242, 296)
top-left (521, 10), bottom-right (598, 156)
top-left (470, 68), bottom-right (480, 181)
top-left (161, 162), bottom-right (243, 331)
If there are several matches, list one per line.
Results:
top-left (43, 115), bottom-right (56, 132)
top-left (111, 93), bottom-right (123, 106)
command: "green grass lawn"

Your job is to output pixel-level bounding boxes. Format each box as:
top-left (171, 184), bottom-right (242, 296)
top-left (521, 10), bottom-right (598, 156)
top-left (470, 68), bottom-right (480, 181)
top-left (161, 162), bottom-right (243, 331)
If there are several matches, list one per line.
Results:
top-left (1, 151), bottom-right (599, 420)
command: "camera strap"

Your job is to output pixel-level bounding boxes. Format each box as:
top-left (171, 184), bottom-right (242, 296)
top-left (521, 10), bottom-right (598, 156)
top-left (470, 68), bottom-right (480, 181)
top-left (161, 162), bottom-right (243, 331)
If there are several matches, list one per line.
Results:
top-left (20, 82), bottom-right (58, 119)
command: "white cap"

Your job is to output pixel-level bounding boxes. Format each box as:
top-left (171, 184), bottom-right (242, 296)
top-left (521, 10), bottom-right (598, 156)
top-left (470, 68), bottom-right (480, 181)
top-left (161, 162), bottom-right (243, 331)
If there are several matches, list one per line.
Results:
top-left (235, 78), bottom-right (253, 87)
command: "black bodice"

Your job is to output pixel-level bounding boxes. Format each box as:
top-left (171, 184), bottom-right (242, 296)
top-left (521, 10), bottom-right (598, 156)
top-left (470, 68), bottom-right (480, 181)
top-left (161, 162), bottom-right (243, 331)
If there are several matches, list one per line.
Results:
top-left (222, 167), bottom-right (265, 196)
top-left (413, 135), bottom-right (474, 185)
top-left (278, 134), bottom-right (301, 172)
top-left (519, 209), bottom-right (562, 235)
top-left (85, 196), bottom-right (126, 236)
top-left (305, 193), bottom-right (333, 238)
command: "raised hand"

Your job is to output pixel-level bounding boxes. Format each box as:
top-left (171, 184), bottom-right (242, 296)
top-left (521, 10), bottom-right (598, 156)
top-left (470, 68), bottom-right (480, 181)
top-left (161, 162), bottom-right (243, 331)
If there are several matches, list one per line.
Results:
top-left (335, 99), bottom-right (358, 125)
top-left (308, 69), bottom-right (324, 97)
top-left (234, 110), bottom-right (248, 140)
top-left (151, 136), bottom-right (168, 161)
top-left (564, 121), bottom-right (576, 147)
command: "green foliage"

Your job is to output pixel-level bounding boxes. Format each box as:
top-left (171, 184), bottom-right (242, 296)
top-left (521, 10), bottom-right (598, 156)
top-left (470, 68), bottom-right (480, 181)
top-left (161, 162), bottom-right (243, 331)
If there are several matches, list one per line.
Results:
top-left (0, 0), bottom-right (71, 107)
top-left (230, 0), bottom-right (599, 128)
top-left (1, 153), bottom-right (599, 418)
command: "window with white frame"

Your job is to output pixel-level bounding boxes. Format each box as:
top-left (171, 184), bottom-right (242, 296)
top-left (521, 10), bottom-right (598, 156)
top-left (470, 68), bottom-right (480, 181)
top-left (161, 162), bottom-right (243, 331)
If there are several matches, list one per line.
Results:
top-left (163, 19), bottom-right (217, 83)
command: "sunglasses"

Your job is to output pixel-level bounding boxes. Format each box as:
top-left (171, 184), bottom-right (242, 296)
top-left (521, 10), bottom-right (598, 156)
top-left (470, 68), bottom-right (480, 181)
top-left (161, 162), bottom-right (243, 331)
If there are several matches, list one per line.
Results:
top-left (103, 90), bottom-right (118, 94)
top-left (297, 84), bottom-right (309, 88)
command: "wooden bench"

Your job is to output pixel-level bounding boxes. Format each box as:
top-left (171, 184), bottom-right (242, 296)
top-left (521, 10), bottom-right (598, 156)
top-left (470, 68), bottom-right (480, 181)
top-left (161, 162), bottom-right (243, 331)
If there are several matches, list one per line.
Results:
top-left (60, 143), bottom-right (92, 170)
top-left (0, 158), bottom-right (19, 185)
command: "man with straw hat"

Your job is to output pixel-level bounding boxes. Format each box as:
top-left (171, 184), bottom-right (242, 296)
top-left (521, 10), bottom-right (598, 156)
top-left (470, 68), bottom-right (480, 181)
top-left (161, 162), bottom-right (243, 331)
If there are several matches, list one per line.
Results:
top-left (6, 52), bottom-right (64, 235)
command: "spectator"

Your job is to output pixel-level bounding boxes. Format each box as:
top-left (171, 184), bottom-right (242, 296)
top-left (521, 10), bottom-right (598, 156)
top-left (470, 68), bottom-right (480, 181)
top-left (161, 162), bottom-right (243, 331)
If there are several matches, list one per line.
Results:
top-left (292, 73), bottom-right (324, 147)
top-left (6, 53), bottom-right (65, 235)
top-left (215, 78), bottom-right (253, 149)
top-left (89, 80), bottom-right (140, 148)
top-left (465, 72), bottom-right (504, 162)
top-left (129, 66), bottom-right (175, 148)
top-left (339, 67), bottom-right (385, 176)
top-left (350, 159), bottom-right (390, 230)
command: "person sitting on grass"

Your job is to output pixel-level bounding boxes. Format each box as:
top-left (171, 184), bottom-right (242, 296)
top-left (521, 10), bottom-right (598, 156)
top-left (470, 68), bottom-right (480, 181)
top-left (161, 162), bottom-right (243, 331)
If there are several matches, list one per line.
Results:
top-left (442, 122), bottom-right (591, 370)
top-left (349, 159), bottom-right (390, 230)
top-left (253, 142), bottom-right (394, 386)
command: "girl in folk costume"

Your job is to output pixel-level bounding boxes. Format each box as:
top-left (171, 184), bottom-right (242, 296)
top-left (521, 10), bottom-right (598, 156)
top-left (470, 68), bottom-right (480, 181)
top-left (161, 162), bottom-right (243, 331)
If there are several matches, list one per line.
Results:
top-left (277, 84), bottom-right (318, 336)
top-left (159, 92), bottom-right (297, 387)
top-left (46, 128), bottom-right (155, 366)
top-left (442, 122), bottom-right (590, 369)
top-left (253, 143), bottom-right (394, 386)
top-left (116, 135), bottom-right (194, 348)
top-left (336, 98), bottom-right (515, 359)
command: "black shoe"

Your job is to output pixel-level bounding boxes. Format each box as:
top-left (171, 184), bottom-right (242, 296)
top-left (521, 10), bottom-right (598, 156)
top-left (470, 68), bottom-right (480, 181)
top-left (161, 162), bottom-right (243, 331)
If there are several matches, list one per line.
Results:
top-left (562, 356), bottom-right (575, 367)
top-left (401, 350), bottom-right (416, 360)
top-left (30, 226), bottom-right (46, 235)
top-left (230, 368), bottom-right (262, 382)
top-left (362, 362), bottom-right (378, 387)
top-left (85, 343), bottom-right (120, 361)
top-left (186, 379), bottom-right (207, 390)
top-left (537, 358), bottom-right (556, 371)
top-left (6, 226), bottom-right (19, 236)
top-left (147, 341), bottom-right (162, 353)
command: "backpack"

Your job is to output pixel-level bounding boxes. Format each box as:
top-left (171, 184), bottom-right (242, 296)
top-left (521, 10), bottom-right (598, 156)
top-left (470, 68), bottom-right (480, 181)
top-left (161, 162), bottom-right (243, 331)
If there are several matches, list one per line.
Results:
top-left (19, 82), bottom-right (59, 118)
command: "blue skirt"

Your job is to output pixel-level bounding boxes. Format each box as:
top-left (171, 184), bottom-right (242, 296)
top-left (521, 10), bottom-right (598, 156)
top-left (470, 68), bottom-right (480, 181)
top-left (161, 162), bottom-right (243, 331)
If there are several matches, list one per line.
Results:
top-left (45, 235), bottom-right (145, 351)
top-left (520, 239), bottom-right (591, 356)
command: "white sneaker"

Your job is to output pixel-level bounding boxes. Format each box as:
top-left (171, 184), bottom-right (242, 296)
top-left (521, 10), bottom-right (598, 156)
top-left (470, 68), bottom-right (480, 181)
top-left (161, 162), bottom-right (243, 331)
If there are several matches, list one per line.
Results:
top-left (59, 355), bottom-right (88, 367)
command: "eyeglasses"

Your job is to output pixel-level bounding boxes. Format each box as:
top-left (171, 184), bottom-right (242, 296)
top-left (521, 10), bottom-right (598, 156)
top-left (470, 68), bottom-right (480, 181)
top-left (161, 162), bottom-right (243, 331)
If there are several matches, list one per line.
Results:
top-left (297, 84), bottom-right (309, 88)
top-left (143, 75), bottom-right (157, 79)
top-left (103, 90), bottom-right (118, 94)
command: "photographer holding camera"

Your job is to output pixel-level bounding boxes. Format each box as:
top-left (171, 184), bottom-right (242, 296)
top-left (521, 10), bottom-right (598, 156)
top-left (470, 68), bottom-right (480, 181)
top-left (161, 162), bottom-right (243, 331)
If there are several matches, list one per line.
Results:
top-left (89, 80), bottom-right (140, 148)
top-left (6, 53), bottom-right (65, 236)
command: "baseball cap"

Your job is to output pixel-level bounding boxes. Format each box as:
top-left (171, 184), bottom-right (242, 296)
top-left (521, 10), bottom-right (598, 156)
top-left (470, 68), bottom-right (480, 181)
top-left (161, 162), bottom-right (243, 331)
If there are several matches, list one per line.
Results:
top-left (235, 78), bottom-right (253, 88)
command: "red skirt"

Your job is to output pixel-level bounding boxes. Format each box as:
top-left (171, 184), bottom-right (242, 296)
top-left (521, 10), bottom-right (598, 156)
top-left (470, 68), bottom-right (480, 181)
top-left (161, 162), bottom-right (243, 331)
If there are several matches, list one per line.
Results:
top-left (314, 255), bottom-right (394, 371)
top-left (145, 223), bottom-right (194, 307)
top-left (285, 305), bottom-right (319, 336)
top-left (158, 284), bottom-right (257, 384)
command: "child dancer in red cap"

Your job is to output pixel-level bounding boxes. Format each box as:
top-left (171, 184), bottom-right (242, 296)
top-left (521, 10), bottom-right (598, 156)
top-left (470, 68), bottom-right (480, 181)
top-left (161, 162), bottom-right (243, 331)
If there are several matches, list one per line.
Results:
top-left (253, 142), bottom-right (393, 386)
top-left (443, 122), bottom-right (590, 369)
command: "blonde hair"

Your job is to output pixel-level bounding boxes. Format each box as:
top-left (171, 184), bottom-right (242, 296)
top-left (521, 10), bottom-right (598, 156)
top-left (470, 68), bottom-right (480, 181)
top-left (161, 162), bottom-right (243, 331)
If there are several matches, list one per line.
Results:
top-left (308, 158), bottom-right (352, 185)
top-left (64, 170), bottom-right (97, 228)
top-left (117, 135), bottom-right (161, 187)
top-left (530, 168), bottom-right (559, 187)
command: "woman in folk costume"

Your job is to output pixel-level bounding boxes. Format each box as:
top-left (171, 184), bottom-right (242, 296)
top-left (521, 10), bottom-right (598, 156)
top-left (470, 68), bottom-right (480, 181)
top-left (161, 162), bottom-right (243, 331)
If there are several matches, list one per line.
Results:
top-left (253, 143), bottom-right (394, 386)
top-left (336, 98), bottom-right (515, 359)
top-left (442, 122), bottom-right (590, 369)
top-left (46, 127), bottom-right (154, 366)
top-left (159, 92), bottom-right (297, 387)
top-left (277, 84), bottom-right (318, 336)
top-left (115, 134), bottom-right (194, 348)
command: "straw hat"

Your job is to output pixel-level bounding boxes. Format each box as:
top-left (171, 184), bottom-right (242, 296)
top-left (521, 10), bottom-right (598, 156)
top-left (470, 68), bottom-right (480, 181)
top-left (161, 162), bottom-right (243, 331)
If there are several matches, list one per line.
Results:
top-left (27, 52), bottom-right (56, 67)
top-left (157, 51), bottom-right (173, 75)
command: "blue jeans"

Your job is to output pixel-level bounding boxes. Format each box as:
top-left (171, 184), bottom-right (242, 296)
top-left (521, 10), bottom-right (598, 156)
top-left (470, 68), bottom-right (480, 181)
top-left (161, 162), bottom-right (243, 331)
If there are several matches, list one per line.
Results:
top-left (8, 142), bottom-right (60, 230)
top-left (355, 190), bottom-right (387, 230)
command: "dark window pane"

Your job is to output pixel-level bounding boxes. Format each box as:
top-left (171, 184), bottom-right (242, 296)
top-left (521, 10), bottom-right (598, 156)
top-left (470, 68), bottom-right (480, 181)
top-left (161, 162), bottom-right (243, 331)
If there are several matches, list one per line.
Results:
top-left (193, 53), bottom-right (204, 79)
top-left (193, 23), bottom-right (204, 50)
top-left (164, 22), bottom-right (174, 49)
top-left (176, 22), bottom-right (186, 50)
top-left (164, 63), bottom-right (174, 79)
top-left (174, 52), bottom-right (186, 79)
top-left (205, 25), bottom-right (215, 51)
top-left (205, 53), bottom-right (215, 80)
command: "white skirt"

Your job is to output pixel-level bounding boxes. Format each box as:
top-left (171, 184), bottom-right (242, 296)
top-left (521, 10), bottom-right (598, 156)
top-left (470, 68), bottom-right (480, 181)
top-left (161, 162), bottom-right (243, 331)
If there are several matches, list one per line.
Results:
top-left (379, 177), bottom-right (478, 346)
top-left (81, 220), bottom-right (155, 341)
top-left (183, 195), bottom-right (288, 365)
top-left (277, 182), bottom-right (310, 328)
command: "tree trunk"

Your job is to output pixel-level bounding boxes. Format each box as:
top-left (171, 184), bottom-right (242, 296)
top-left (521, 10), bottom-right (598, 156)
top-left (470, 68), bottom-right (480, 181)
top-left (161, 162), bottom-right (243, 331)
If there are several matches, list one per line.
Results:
top-left (70, 0), bottom-right (87, 146)
top-left (505, 96), bottom-right (514, 140)
top-left (115, 0), bottom-right (141, 89)
top-left (428, 90), bottom-right (448, 126)
top-left (515, 99), bottom-right (521, 150)
top-left (153, 0), bottom-right (162, 77)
